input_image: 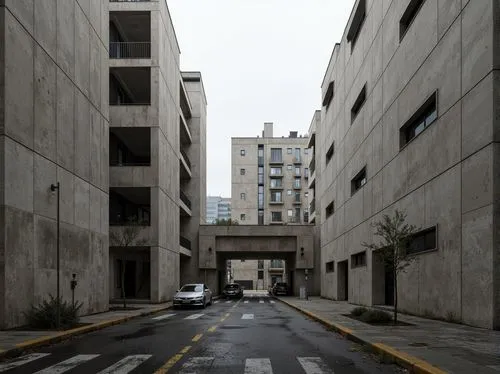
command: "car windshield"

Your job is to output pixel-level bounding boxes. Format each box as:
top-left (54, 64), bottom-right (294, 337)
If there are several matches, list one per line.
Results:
top-left (224, 284), bottom-right (239, 290)
top-left (180, 285), bottom-right (203, 292)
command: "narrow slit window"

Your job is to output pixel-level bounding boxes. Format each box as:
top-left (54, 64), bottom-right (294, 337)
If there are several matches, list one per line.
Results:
top-left (326, 142), bottom-right (334, 164)
top-left (326, 261), bottom-right (335, 273)
top-left (351, 85), bottom-right (366, 123)
top-left (351, 251), bottom-right (366, 268)
top-left (346, 0), bottom-right (366, 52)
top-left (351, 167), bottom-right (367, 196)
top-left (400, 0), bottom-right (426, 41)
top-left (407, 226), bottom-right (437, 255)
top-left (400, 91), bottom-right (437, 148)
top-left (325, 201), bottom-right (335, 219)
top-left (322, 81), bottom-right (334, 109)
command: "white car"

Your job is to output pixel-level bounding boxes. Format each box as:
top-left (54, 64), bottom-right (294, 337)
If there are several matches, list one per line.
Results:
top-left (173, 283), bottom-right (212, 308)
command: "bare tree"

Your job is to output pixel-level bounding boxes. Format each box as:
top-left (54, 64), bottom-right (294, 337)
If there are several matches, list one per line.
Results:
top-left (362, 210), bottom-right (418, 324)
top-left (109, 217), bottom-right (147, 309)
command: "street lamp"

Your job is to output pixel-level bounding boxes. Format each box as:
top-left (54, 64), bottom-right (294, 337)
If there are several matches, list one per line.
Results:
top-left (50, 182), bottom-right (60, 329)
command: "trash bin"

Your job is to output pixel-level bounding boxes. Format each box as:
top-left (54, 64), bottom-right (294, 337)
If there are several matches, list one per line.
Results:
top-left (299, 287), bottom-right (306, 299)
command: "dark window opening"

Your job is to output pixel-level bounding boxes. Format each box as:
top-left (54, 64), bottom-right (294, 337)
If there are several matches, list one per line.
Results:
top-left (351, 251), bottom-right (366, 268)
top-left (240, 168), bottom-right (246, 175)
top-left (258, 271), bottom-right (264, 280)
top-left (110, 67), bottom-right (151, 105)
top-left (325, 201), bottom-right (335, 218)
top-left (258, 210), bottom-right (264, 225)
top-left (351, 84), bottom-right (366, 123)
top-left (326, 261), bottom-right (335, 273)
top-left (346, 0), bottom-right (366, 52)
top-left (110, 187), bottom-right (151, 226)
top-left (407, 226), bottom-right (437, 255)
top-left (258, 145), bottom-right (264, 165)
top-left (351, 167), bottom-right (367, 196)
top-left (326, 142), bottom-right (335, 164)
top-left (400, 0), bottom-right (426, 41)
top-left (323, 81), bottom-right (334, 108)
top-left (258, 260), bottom-right (264, 269)
top-left (241, 149), bottom-right (246, 156)
top-left (271, 211), bottom-right (282, 222)
top-left (110, 127), bottom-right (151, 166)
top-left (400, 91), bottom-right (437, 148)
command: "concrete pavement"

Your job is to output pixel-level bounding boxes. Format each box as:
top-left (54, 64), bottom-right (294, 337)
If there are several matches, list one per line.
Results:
top-left (276, 297), bottom-right (500, 374)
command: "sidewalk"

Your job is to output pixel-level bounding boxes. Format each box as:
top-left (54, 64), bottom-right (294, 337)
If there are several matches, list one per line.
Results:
top-left (277, 297), bottom-right (500, 374)
top-left (0, 302), bottom-right (172, 358)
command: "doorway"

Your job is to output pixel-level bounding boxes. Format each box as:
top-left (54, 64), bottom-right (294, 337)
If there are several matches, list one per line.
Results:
top-left (337, 260), bottom-right (348, 301)
top-left (124, 261), bottom-right (136, 298)
top-left (384, 265), bottom-right (394, 306)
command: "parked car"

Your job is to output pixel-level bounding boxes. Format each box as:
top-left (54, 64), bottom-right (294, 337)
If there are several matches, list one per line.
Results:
top-left (272, 282), bottom-right (289, 296)
top-left (222, 283), bottom-right (244, 299)
top-left (173, 283), bottom-right (212, 308)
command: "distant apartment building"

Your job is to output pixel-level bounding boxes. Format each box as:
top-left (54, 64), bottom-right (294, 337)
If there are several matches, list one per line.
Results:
top-left (108, 1), bottom-right (207, 302)
top-left (311, 0), bottom-right (500, 329)
top-left (206, 196), bottom-right (231, 223)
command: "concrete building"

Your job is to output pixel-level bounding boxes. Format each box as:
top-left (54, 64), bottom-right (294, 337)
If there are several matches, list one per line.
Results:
top-left (108, 0), bottom-right (206, 302)
top-left (0, 0), bottom-right (110, 328)
top-left (206, 196), bottom-right (231, 224)
top-left (229, 259), bottom-right (286, 291)
top-left (312, 0), bottom-right (500, 329)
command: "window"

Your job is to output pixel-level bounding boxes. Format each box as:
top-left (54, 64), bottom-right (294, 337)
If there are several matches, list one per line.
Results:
top-left (287, 209), bottom-right (293, 217)
top-left (258, 260), bottom-right (264, 269)
top-left (326, 142), bottom-right (334, 164)
top-left (304, 168), bottom-right (309, 178)
top-left (240, 214), bottom-right (246, 221)
top-left (351, 84), bottom-right (366, 123)
top-left (258, 167), bottom-right (264, 185)
top-left (258, 210), bottom-right (264, 225)
top-left (294, 178), bottom-right (301, 189)
top-left (351, 251), bottom-right (367, 268)
top-left (346, 0), bottom-right (366, 51)
top-left (325, 201), bottom-right (334, 218)
top-left (271, 211), bottom-right (282, 222)
top-left (287, 189), bottom-right (292, 196)
top-left (407, 226), bottom-right (437, 255)
top-left (258, 186), bottom-right (264, 209)
top-left (240, 193), bottom-right (246, 200)
top-left (295, 208), bottom-right (301, 221)
top-left (322, 81), bottom-right (334, 108)
top-left (258, 146), bottom-right (264, 165)
top-left (258, 271), bottom-right (264, 280)
top-left (240, 149), bottom-right (246, 156)
top-left (304, 148), bottom-right (309, 155)
top-left (326, 261), bottom-right (334, 273)
top-left (287, 148), bottom-right (293, 154)
top-left (400, 91), bottom-right (437, 148)
top-left (351, 167), bottom-right (367, 195)
top-left (240, 168), bottom-right (245, 175)
top-left (270, 178), bottom-right (282, 188)
top-left (271, 191), bottom-right (282, 203)
top-left (270, 167), bottom-right (282, 175)
top-left (400, 0), bottom-right (426, 41)
top-left (295, 166), bottom-right (301, 176)
top-left (304, 210), bottom-right (309, 222)
top-left (295, 192), bottom-right (301, 203)
top-left (270, 148), bottom-right (282, 163)
top-left (287, 164), bottom-right (293, 171)
top-left (294, 148), bottom-right (301, 162)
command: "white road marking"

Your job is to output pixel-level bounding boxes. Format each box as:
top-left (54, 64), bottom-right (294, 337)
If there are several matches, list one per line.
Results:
top-left (244, 300), bottom-right (249, 304)
top-left (97, 355), bottom-right (152, 374)
top-left (225, 300), bottom-right (232, 304)
top-left (178, 357), bottom-right (214, 373)
top-left (0, 353), bottom-right (50, 372)
top-left (184, 313), bottom-right (204, 320)
top-left (297, 357), bottom-right (333, 374)
top-left (244, 358), bottom-right (273, 374)
top-left (35, 354), bottom-right (100, 373)
top-left (152, 313), bottom-right (175, 320)
top-left (259, 300), bottom-right (264, 304)
top-left (241, 314), bottom-right (254, 319)
top-left (214, 300), bottom-right (220, 304)
top-left (270, 300), bottom-right (276, 304)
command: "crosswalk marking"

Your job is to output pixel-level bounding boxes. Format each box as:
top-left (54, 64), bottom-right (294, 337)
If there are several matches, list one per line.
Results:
top-left (225, 300), bottom-right (232, 304)
top-left (242, 314), bottom-right (254, 319)
top-left (97, 355), bottom-right (152, 374)
top-left (270, 300), bottom-right (275, 304)
top-left (214, 300), bottom-right (220, 304)
top-left (0, 353), bottom-right (50, 372)
top-left (178, 357), bottom-right (214, 373)
top-left (152, 313), bottom-right (175, 321)
top-left (244, 300), bottom-right (249, 303)
top-left (244, 358), bottom-right (273, 374)
top-left (259, 300), bottom-right (264, 304)
top-left (297, 357), bottom-right (333, 374)
top-left (184, 313), bottom-right (204, 320)
top-left (35, 354), bottom-right (100, 373)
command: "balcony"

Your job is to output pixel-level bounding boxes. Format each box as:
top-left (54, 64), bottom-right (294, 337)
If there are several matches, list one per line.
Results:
top-left (310, 199), bottom-right (316, 214)
top-left (180, 235), bottom-right (191, 250)
top-left (308, 173), bottom-right (316, 189)
top-left (110, 127), bottom-right (151, 167)
top-left (293, 156), bottom-right (302, 165)
top-left (110, 42), bottom-right (151, 59)
top-left (293, 199), bottom-right (302, 205)
top-left (269, 170), bottom-right (283, 178)
top-left (180, 149), bottom-right (192, 181)
top-left (180, 115), bottom-right (192, 146)
top-left (288, 216), bottom-right (301, 224)
top-left (269, 260), bottom-right (284, 272)
top-left (110, 12), bottom-right (151, 58)
top-left (110, 187), bottom-right (151, 226)
top-left (180, 190), bottom-right (192, 209)
top-left (309, 155), bottom-right (316, 174)
top-left (110, 67), bottom-right (151, 105)
top-left (269, 200), bottom-right (284, 205)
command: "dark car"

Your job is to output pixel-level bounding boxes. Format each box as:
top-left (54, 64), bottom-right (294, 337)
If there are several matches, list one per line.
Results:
top-left (272, 282), bottom-right (288, 296)
top-left (222, 283), bottom-right (244, 299)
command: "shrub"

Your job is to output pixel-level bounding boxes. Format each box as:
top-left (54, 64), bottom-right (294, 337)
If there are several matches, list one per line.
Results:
top-left (351, 306), bottom-right (369, 317)
top-left (24, 295), bottom-right (83, 329)
top-left (359, 309), bottom-right (393, 323)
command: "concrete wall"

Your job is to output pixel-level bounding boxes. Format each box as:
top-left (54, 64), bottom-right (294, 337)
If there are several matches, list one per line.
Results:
top-left (0, 0), bottom-right (109, 328)
top-left (315, 0), bottom-right (499, 329)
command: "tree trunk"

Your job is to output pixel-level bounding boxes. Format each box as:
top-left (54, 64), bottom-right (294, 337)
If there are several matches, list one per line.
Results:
top-left (121, 261), bottom-right (127, 309)
top-left (393, 269), bottom-right (398, 325)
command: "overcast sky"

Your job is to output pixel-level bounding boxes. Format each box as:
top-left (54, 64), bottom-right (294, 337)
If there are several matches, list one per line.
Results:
top-left (168, 1), bottom-right (355, 197)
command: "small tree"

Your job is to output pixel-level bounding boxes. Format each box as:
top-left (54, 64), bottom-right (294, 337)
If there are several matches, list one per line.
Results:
top-left (214, 218), bottom-right (239, 225)
top-left (109, 217), bottom-right (147, 309)
top-left (362, 210), bottom-right (418, 324)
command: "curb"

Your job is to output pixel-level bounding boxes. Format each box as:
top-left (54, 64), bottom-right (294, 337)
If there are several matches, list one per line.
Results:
top-left (0, 305), bottom-right (172, 361)
top-left (276, 298), bottom-right (447, 374)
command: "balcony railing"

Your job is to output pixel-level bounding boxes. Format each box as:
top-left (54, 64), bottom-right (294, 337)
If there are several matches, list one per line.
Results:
top-left (180, 148), bottom-right (192, 170)
top-left (293, 157), bottom-right (301, 164)
top-left (288, 216), bottom-right (300, 224)
top-left (180, 235), bottom-right (191, 250)
top-left (110, 42), bottom-right (151, 59)
top-left (180, 190), bottom-right (192, 209)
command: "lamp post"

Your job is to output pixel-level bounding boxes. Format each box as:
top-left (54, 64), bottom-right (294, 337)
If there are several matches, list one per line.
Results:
top-left (51, 182), bottom-right (60, 329)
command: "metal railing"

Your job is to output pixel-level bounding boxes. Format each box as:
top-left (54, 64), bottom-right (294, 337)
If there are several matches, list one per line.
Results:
top-left (110, 42), bottom-right (151, 59)
top-left (180, 148), bottom-right (191, 170)
top-left (179, 235), bottom-right (191, 250)
top-left (180, 190), bottom-right (192, 209)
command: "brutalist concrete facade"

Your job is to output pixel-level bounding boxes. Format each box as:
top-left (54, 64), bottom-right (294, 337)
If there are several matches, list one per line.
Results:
top-left (314, 0), bottom-right (500, 329)
top-left (0, 0), bottom-right (110, 328)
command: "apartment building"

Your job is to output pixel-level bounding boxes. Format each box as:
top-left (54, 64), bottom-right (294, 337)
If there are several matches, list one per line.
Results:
top-left (312, 0), bottom-right (500, 329)
top-left (108, 1), bottom-right (207, 302)
top-left (206, 196), bottom-right (231, 224)
top-left (0, 0), bottom-right (109, 328)
top-left (229, 259), bottom-right (286, 291)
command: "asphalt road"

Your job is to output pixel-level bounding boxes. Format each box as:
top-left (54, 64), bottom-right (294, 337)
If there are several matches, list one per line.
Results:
top-left (0, 292), bottom-right (403, 373)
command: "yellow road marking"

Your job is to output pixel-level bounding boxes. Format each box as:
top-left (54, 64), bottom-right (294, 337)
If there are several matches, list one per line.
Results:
top-left (154, 353), bottom-right (183, 374)
top-left (180, 346), bottom-right (191, 354)
top-left (192, 334), bottom-right (203, 342)
top-left (208, 325), bottom-right (217, 332)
